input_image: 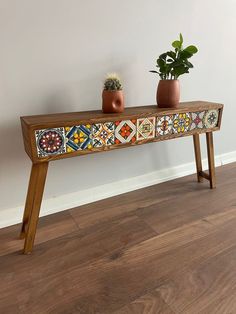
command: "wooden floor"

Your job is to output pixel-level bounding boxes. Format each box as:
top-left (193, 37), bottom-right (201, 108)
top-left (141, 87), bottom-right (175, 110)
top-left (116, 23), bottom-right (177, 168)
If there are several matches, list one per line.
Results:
top-left (1, 163), bottom-right (236, 313)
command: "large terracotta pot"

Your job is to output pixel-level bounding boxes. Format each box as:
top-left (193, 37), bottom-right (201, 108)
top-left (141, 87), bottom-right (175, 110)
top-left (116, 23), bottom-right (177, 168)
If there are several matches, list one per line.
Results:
top-left (156, 79), bottom-right (180, 108)
top-left (102, 90), bottom-right (124, 113)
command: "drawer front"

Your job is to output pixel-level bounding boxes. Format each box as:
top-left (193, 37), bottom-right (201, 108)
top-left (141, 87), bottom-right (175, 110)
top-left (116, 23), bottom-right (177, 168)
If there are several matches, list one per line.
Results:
top-left (34, 109), bottom-right (221, 159)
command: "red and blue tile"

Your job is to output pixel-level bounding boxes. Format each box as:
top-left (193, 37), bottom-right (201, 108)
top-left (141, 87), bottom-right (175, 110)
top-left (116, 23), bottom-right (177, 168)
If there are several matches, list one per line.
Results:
top-left (156, 115), bottom-right (173, 136)
top-left (35, 128), bottom-right (66, 157)
top-left (115, 120), bottom-right (136, 144)
top-left (190, 111), bottom-right (205, 130)
top-left (92, 122), bottom-right (115, 147)
top-left (65, 124), bottom-right (92, 153)
top-left (173, 113), bottom-right (191, 133)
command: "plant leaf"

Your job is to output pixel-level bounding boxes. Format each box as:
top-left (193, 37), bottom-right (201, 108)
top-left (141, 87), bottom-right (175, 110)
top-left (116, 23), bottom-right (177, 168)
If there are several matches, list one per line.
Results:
top-left (184, 60), bottom-right (194, 68)
top-left (172, 40), bottom-right (181, 49)
top-left (149, 70), bottom-right (159, 73)
top-left (184, 45), bottom-right (198, 54)
top-left (179, 33), bottom-right (183, 44)
top-left (179, 50), bottom-right (193, 59)
top-left (171, 60), bottom-right (183, 67)
top-left (157, 58), bottom-right (165, 67)
top-left (167, 51), bottom-right (176, 60)
top-left (172, 65), bottom-right (189, 78)
top-left (159, 53), bottom-right (167, 60)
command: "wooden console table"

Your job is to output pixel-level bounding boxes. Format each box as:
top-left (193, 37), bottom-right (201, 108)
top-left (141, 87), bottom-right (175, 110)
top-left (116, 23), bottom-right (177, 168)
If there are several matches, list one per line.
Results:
top-left (20, 101), bottom-right (223, 254)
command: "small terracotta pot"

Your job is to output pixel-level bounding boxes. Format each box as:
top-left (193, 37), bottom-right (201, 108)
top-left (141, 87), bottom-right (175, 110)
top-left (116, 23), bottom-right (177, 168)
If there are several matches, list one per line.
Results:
top-left (156, 79), bottom-right (180, 108)
top-left (102, 90), bottom-right (124, 113)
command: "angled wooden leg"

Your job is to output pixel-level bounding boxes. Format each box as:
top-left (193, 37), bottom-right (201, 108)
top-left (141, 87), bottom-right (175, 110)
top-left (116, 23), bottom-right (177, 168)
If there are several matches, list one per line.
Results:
top-left (23, 162), bottom-right (49, 254)
top-left (20, 163), bottom-right (40, 239)
top-left (206, 132), bottom-right (216, 189)
top-left (193, 134), bottom-right (203, 183)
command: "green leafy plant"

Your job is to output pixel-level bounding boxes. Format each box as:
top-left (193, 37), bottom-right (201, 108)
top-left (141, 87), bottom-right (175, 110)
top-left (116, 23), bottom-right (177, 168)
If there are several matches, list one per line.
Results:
top-left (104, 73), bottom-right (123, 91)
top-left (150, 34), bottom-right (198, 80)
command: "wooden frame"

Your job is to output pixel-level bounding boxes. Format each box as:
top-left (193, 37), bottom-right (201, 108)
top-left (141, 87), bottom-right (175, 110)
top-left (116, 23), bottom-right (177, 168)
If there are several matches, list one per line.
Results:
top-left (20, 101), bottom-right (223, 254)
top-left (193, 132), bottom-right (216, 188)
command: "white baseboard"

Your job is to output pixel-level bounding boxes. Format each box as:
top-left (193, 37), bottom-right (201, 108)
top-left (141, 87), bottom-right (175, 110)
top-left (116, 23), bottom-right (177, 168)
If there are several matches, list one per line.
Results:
top-left (1, 150), bottom-right (236, 229)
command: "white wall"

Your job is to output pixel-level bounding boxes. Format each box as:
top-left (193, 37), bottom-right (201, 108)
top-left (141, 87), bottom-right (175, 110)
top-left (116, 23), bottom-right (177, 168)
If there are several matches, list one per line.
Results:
top-left (0, 0), bottom-right (235, 225)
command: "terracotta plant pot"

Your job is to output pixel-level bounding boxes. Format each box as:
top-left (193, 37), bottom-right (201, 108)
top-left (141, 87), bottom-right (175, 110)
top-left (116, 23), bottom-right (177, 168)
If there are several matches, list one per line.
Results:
top-left (102, 90), bottom-right (124, 113)
top-left (156, 79), bottom-right (180, 108)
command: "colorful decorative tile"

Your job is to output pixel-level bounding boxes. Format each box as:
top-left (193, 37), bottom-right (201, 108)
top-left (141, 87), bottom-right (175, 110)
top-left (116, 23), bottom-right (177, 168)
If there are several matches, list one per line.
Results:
top-left (137, 117), bottom-right (156, 140)
top-left (204, 109), bottom-right (219, 128)
top-left (35, 128), bottom-right (66, 157)
top-left (92, 122), bottom-right (115, 147)
top-left (190, 111), bottom-right (205, 130)
top-left (65, 124), bottom-right (92, 153)
top-left (156, 115), bottom-right (173, 136)
top-left (173, 112), bottom-right (191, 133)
top-left (115, 119), bottom-right (136, 144)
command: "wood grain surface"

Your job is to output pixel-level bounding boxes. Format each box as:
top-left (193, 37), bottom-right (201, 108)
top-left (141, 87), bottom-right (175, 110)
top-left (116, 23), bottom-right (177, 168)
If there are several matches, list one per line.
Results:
top-left (20, 101), bottom-right (223, 163)
top-left (21, 101), bottom-right (223, 128)
top-left (0, 162), bottom-right (235, 313)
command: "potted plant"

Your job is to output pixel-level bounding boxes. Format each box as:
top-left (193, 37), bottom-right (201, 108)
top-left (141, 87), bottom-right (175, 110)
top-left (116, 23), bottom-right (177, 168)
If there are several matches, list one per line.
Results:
top-left (150, 33), bottom-right (198, 108)
top-left (102, 73), bottom-right (124, 113)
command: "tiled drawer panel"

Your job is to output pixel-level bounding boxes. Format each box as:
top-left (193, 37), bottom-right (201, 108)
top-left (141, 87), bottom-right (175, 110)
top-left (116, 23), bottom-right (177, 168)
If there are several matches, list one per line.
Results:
top-left (35, 109), bottom-right (220, 158)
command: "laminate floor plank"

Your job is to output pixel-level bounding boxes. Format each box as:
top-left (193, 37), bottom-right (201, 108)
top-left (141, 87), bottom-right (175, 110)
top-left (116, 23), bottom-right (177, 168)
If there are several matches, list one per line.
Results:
top-left (0, 215), bottom-right (156, 314)
top-left (0, 210), bottom-right (78, 256)
top-left (0, 163), bottom-right (236, 313)
top-left (155, 242), bottom-right (236, 313)
top-left (136, 165), bottom-right (236, 234)
top-left (69, 175), bottom-right (196, 230)
top-left (199, 292), bottom-right (236, 314)
top-left (70, 162), bottom-right (236, 234)
top-left (136, 183), bottom-right (236, 234)
top-left (3, 207), bottom-right (236, 313)
top-left (113, 290), bottom-right (175, 314)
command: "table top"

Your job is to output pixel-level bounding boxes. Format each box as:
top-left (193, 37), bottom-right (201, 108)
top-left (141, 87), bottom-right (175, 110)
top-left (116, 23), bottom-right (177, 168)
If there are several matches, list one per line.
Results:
top-left (21, 101), bottom-right (223, 129)
top-left (20, 100), bottom-right (224, 163)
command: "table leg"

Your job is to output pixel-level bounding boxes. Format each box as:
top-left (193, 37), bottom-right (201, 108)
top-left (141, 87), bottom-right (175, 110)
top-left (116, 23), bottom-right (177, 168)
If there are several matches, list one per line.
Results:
top-left (22, 162), bottom-right (49, 254)
top-left (20, 164), bottom-right (39, 239)
top-left (193, 134), bottom-right (203, 183)
top-left (206, 132), bottom-right (216, 189)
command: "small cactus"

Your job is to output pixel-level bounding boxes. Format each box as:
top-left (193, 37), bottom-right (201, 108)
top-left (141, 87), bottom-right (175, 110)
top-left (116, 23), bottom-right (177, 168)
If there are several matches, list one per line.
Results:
top-left (103, 73), bottom-right (122, 91)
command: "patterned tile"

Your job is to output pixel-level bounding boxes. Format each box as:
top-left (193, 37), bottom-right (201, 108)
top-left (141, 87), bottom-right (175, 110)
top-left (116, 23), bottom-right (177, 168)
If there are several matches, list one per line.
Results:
top-left (115, 119), bottom-right (136, 144)
top-left (203, 109), bottom-right (219, 128)
top-left (65, 124), bottom-right (92, 153)
top-left (156, 115), bottom-right (173, 136)
top-left (190, 111), bottom-right (205, 130)
top-left (173, 113), bottom-right (191, 133)
top-left (35, 128), bottom-right (66, 157)
top-left (137, 117), bottom-right (156, 140)
top-left (92, 122), bottom-right (115, 147)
